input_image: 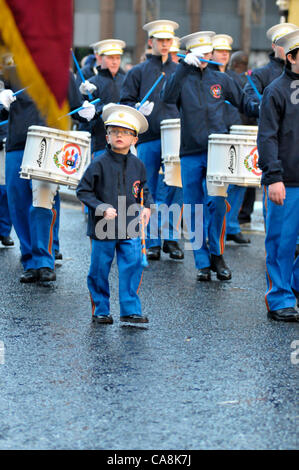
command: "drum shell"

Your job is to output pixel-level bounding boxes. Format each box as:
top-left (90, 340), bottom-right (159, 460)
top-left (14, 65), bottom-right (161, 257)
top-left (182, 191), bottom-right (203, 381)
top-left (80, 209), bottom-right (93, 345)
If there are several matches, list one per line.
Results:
top-left (160, 118), bottom-right (182, 187)
top-left (207, 133), bottom-right (261, 187)
top-left (20, 126), bottom-right (91, 189)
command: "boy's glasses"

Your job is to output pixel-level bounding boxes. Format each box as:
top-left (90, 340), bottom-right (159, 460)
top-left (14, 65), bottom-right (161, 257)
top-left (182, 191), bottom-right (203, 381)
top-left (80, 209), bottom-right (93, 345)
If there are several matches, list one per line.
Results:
top-left (108, 128), bottom-right (136, 136)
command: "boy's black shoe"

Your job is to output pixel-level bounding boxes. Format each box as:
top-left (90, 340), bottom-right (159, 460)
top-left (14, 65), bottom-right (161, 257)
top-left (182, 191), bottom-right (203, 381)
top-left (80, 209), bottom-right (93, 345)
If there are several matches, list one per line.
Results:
top-left (92, 315), bottom-right (113, 324)
top-left (147, 246), bottom-right (161, 260)
top-left (0, 235), bottom-right (14, 246)
top-left (20, 269), bottom-right (38, 283)
top-left (163, 241), bottom-right (184, 259)
top-left (267, 307), bottom-right (299, 322)
top-left (197, 267), bottom-right (211, 282)
top-left (120, 315), bottom-right (149, 323)
top-left (38, 268), bottom-right (56, 282)
top-left (226, 233), bottom-right (250, 244)
top-left (55, 250), bottom-right (63, 260)
top-left (210, 254), bottom-right (232, 281)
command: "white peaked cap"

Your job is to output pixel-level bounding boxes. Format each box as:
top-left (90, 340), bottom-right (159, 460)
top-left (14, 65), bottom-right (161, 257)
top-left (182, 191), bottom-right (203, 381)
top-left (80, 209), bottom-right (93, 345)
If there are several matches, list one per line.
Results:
top-left (170, 37), bottom-right (180, 52)
top-left (180, 31), bottom-right (216, 55)
top-left (89, 39), bottom-right (126, 55)
top-left (276, 29), bottom-right (299, 54)
top-left (266, 23), bottom-right (298, 43)
top-left (213, 34), bottom-right (233, 50)
top-left (143, 20), bottom-right (179, 39)
top-left (102, 104), bottom-right (149, 135)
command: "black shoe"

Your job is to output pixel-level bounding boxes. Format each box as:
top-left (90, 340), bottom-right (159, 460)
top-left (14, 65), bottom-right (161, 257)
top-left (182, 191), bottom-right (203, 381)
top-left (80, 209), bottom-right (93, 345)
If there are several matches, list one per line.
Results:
top-left (238, 217), bottom-right (251, 224)
top-left (120, 315), bottom-right (149, 323)
top-left (0, 235), bottom-right (14, 246)
top-left (292, 289), bottom-right (299, 308)
top-left (38, 267), bottom-right (56, 282)
top-left (20, 269), bottom-right (38, 283)
top-left (268, 307), bottom-right (299, 322)
top-left (92, 315), bottom-right (113, 324)
top-left (226, 232), bottom-right (251, 244)
top-left (210, 254), bottom-right (232, 281)
top-left (295, 244), bottom-right (299, 259)
top-left (197, 267), bottom-right (211, 282)
top-left (147, 246), bottom-right (161, 260)
top-left (55, 250), bottom-right (63, 260)
top-left (163, 241), bottom-right (184, 259)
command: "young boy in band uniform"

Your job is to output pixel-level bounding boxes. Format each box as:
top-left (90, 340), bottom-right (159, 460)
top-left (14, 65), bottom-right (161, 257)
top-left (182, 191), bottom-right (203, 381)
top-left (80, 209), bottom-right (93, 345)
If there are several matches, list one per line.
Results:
top-left (76, 104), bottom-right (153, 324)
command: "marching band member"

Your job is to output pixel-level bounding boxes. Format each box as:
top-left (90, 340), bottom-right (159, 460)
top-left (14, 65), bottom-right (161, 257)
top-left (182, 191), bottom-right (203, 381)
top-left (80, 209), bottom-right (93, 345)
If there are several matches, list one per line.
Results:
top-left (76, 104), bottom-right (153, 324)
top-left (161, 31), bottom-right (259, 281)
top-left (210, 34), bottom-right (250, 245)
top-left (257, 29), bottom-right (299, 322)
top-left (78, 39), bottom-right (127, 157)
top-left (0, 71), bottom-right (95, 283)
top-left (0, 119), bottom-right (14, 248)
top-left (120, 20), bottom-right (184, 261)
top-left (244, 23), bottom-right (298, 101)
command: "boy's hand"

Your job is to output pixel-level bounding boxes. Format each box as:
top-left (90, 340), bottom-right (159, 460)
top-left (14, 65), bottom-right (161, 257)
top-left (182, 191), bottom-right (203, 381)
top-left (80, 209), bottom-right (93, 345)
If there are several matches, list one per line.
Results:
top-left (104, 207), bottom-right (117, 219)
top-left (268, 182), bottom-right (286, 206)
top-left (141, 208), bottom-right (151, 226)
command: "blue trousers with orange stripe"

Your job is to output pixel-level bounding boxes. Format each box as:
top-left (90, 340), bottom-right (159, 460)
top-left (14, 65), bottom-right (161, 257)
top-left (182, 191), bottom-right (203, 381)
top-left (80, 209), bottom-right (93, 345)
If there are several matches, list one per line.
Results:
top-left (5, 150), bottom-right (58, 270)
top-left (88, 238), bottom-right (143, 318)
top-left (180, 153), bottom-right (229, 269)
top-left (263, 186), bottom-right (299, 311)
top-left (226, 185), bottom-right (246, 235)
top-left (0, 185), bottom-right (12, 237)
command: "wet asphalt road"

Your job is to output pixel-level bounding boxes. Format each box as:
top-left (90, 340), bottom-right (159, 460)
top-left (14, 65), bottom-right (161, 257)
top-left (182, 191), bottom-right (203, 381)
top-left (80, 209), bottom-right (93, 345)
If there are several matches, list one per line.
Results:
top-left (0, 201), bottom-right (298, 450)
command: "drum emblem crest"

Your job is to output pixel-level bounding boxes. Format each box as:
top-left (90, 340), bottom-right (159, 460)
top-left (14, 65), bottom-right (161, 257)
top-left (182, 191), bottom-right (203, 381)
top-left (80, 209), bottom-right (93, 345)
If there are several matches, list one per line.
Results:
top-left (54, 143), bottom-right (81, 175)
top-left (210, 84), bottom-right (222, 99)
top-left (244, 146), bottom-right (262, 176)
top-left (132, 180), bottom-right (140, 198)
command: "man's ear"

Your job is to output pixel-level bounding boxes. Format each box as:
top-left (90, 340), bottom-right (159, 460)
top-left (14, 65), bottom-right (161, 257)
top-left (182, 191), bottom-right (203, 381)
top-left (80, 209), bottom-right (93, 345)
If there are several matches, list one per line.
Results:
top-left (148, 38), bottom-right (153, 48)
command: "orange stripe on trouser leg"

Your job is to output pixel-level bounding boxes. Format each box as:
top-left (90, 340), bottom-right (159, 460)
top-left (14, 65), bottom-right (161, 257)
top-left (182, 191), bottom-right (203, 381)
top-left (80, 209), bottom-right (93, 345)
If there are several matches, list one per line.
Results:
top-left (48, 209), bottom-right (57, 255)
top-left (219, 200), bottom-right (231, 255)
top-left (176, 204), bottom-right (184, 232)
top-left (137, 271), bottom-right (144, 295)
top-left (263, 186), bottom-right (272, 311)
top-left (89, 293), bottom-right (96, 316)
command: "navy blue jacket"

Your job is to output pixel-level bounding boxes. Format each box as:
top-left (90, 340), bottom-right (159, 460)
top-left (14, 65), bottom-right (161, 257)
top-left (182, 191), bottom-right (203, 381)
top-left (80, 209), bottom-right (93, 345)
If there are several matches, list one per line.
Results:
top-left (120, 54), bottom-right (179, 144)
top-left (257, 67), bottom-right (299, 187)
top-left (76, 145), bottom-right (153, 240)
top-left (244, 53), bottom-right (285, 100)
top-left (160, 61), bottom-right (259, 156)
top-left (83, 67), bottom-right (126, 153)
top-left (0, 72), bottom-right (84, 153)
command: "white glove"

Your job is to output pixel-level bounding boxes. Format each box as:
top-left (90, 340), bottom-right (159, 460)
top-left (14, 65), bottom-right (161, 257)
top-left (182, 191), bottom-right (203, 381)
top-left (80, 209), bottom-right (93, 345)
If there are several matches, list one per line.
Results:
top-left (184, 53), bottom-right (202, 68)
top-left (79, 80), bottom-right (97, 95)
top-left (78, 101), bottom-right (96, 121)
top-left (136, 100), bottom-right (154, 116)
top-left (0, 89), bottom-right (16, 110)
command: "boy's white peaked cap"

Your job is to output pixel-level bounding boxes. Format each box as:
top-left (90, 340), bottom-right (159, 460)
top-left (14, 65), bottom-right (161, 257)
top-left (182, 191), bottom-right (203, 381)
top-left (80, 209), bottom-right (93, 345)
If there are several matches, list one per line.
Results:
top-left (266, 23), bottom-right (298, 43)
top-left (180, 31), bottom-right (216, 55)
top-left (276, 29), bottom-right (299, 54)
top-left (89, 39), bottom-right (126, 55)
top-left (170, 37), bottom-right (180, 52)
top-left (143, 20), bottom-right (179, 39)
top-left (213, 34), bottom-right (233, 50)
top-left (102, 104), bottom-right (148, 135)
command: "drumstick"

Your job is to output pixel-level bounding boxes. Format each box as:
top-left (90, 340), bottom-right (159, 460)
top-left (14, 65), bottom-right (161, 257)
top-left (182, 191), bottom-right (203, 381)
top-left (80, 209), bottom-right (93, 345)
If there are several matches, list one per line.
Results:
top-left (245, 72), bottom-right (262, 102)
top-left (58, 97), bottom-right (101, 119)
top-left (71, 48), bottom-right (93, 101)
top-left (177, 53), bottom-right (223, 66)
top-left (137, 72), bottom-right (165, 109)
top-left (140, 188), bottom-right (148, 268)
top-left (0, 120), bottom-right (8, 127)
top-left (0, 88), bottom-right (28, 126)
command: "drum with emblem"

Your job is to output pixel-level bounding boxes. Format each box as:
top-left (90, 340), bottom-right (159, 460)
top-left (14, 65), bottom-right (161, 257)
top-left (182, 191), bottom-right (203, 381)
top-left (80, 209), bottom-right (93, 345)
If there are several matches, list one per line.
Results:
top-left (160, 118), bottom-right (182, 187)
top-left (20, 126), bottom-right (91, 189)
top-left (207, 126), bottom-right (261, 192)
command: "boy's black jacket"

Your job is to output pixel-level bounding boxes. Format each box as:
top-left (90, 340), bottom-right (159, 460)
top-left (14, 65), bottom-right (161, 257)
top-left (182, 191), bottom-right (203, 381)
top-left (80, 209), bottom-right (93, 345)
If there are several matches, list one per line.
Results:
top-left (76, 145), bottom-right (154, 240)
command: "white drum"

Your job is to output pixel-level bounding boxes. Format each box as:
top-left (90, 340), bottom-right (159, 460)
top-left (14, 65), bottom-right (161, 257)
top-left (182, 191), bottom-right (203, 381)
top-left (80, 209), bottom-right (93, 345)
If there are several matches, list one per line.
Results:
top-left (20, 126), bottom-right (91, 189)
top-left (160, 118), bottom-right (182, 188)
top-left (207, 133), bottom-right (261, 188)
top-left (230, 125), bottom-right (258, 136)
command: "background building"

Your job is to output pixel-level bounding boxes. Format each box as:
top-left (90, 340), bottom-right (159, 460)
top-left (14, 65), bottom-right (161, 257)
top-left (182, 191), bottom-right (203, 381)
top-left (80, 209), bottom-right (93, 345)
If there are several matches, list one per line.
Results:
top-left (73, 0), bottom-right (290, 67)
